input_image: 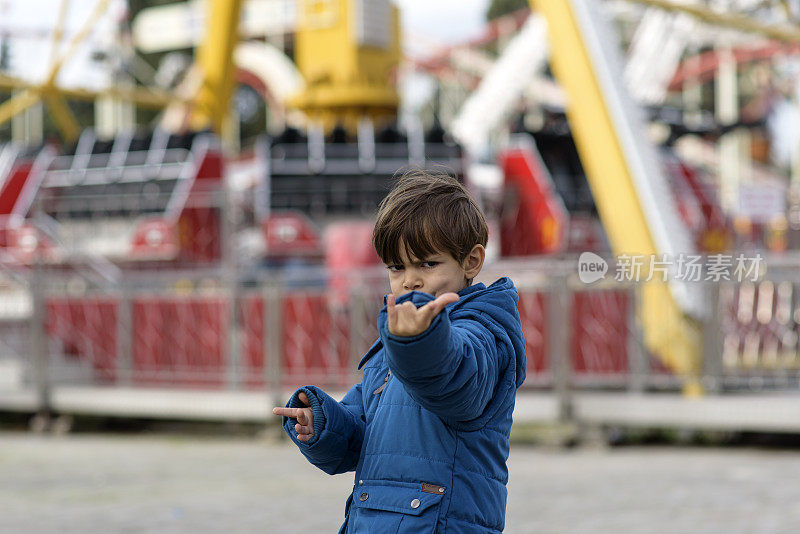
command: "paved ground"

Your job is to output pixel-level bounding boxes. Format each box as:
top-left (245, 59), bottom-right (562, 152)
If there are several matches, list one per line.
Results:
top-left (2, 431), bottom-right (800, 533)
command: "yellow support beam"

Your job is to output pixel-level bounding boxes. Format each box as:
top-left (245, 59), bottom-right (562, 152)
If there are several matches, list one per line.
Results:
top-left (190, 0), bottom-right (243, 133)
top-left (0, 0), bottom-right (111, 142)
top-left (41, 91), bottom-right (81, 143)
top-left (0, 0), bottom-right (189, 141)
top-left (0, 90), bottom-right (42, 127)
top-left (45, 0), bottom-right (113, 87)
top-left (48, 0), bottom-right (72, 68)
top-left (0, 73), bottom-right (180, 109)
top-left (529, 0), bottom-right (703, 394)
top-left (625, 0), bottom-right (800, 42)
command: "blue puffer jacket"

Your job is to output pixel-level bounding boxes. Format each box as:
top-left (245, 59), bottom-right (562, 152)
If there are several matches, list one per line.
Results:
top-left (282, 277), bottom-right (526, 533)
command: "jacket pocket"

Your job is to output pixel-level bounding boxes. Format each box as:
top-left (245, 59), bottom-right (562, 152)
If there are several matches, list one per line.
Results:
top-left (347, 480), bottom-right (444, 534)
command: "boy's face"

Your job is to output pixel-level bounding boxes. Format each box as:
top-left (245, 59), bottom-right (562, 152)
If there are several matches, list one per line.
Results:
top-left (385, 244), bottom-right (484, 298)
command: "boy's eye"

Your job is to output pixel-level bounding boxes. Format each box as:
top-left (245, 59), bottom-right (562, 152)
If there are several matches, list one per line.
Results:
top-left (386, 262), bottom-right (438, 271)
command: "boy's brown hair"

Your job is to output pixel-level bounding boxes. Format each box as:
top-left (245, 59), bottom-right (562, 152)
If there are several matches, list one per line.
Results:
top-left (373, 170), bottom-right (489, 265)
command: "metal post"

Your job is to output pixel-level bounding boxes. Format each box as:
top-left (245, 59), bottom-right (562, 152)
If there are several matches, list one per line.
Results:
top-left (29, 203), bottom-right (51, 419)
top-left (116, 279), bottom-right (133, 385)
top-left (682, 45), bottom-right (702, 130)
top-left (227, 283), bottom-right (241, 391)
top-left (12, 95), bottom-right (43, 146)
top-left (627, 284), bottom-right (647, 393)
top-left (548, 274), bottom-right (572, 422)
top-left (702, 281), bottom-right (723, 393)
top-left (264, 278), bottom-right (283, 430)
top-left (221, 169), bottom-right (240, 390)
top-left (716, 47), bottom-right (740, 214)
top-left (349, 286), bottom-right (366, 382)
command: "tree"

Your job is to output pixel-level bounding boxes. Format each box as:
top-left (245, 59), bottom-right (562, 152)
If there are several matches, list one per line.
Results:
top-left (485, 0), bottom-right (529, 21)
top-left (0, 38), bottom-right (11, 71)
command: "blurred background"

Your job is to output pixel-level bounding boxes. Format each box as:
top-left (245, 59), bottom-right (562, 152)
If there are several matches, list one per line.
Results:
top-left (2, 0), bottom-right (800, 532)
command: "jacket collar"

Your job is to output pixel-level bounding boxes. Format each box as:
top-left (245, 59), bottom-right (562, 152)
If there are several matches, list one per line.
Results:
top-left (358, 339), bottom-right (383, 370)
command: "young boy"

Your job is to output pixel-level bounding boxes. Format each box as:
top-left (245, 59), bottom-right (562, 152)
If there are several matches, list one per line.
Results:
top-left (273, 171), bottom-right (527, 533)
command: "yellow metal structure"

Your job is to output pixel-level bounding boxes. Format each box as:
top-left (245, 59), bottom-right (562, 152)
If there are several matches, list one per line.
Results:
top-left (0, 0), bottom-right (113, 142)
top-left (289, 0), bottom-right (401, 131)
top-left (626, 0), bottom-right (800, 42)
top-left (0, 0), bottom-right (401, 139)
top-left (529, 0), bottom-right (703, 393)
top-left (0, 89), bottom-right (41, 127)
top-left (0, 0), bottom-right (236, 141)
top-left (0, 74), bottom-right (179, 109)
top-left (189, 0), bottom-right (243, 133)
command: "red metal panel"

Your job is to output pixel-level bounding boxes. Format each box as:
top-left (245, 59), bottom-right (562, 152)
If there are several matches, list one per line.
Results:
top-left (240, 294), bottom-right (265, 387)
top-left (325, 221), bottom-right (381, 307)
top-left (571, 291), bottom-right (629, 375)
top-left (39, 286), bottom-right (635, 390)
top-left (45, 297), bottom-right (118, 382)
top-left (262, 213), bottom-right (321, 257)
top-left (281, 292), bottom-right (350, 388)
top-left (517, 290), bottom-right (548, 377)
top-left (177, 205), bottom-right (221, 263)
top-left (131, 296), bottom-right (227, 387)
top-left (0, 162), bottom-right (33, 217)
top-left (132, 296), bottom-right (160, 382)
top-left (499, 146), bottom-right (568, 257)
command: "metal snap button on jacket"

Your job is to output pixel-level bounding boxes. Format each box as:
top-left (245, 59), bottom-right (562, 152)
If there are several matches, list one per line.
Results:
top-left (359, 492), bottom-right (369, 501)
top-left (410, 498), bottom-right (420, 509)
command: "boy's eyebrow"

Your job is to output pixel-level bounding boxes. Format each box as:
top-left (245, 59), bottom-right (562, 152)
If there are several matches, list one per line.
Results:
top-left (391, 256), bottom-right (442, 266)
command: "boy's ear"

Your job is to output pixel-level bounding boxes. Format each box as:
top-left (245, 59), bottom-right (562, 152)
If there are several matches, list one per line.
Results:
top-left (462, 244), bottom-right (486, 279)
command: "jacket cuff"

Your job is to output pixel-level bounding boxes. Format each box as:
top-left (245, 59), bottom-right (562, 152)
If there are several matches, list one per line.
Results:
top-left (283, 385), bottom-right (327, 446)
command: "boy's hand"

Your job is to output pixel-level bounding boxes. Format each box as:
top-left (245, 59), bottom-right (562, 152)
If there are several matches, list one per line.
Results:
top-left (272, 391), bottom-right (314, 442)
top-left (387, 292), bottom-right (459, 337)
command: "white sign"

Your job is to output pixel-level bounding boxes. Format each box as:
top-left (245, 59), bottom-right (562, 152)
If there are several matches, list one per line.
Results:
top-left (133, 0), bottom-right (297, 53)
top-left (737, 183), bottom-right (786, 223)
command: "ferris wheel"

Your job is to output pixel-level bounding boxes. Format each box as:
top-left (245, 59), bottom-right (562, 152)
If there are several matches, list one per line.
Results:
top-left (0, 0), bottom-right (306, 147)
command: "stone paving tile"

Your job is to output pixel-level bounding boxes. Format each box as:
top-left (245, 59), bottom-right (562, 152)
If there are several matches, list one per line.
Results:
top-left (1, 432), bottom-right (799, 533)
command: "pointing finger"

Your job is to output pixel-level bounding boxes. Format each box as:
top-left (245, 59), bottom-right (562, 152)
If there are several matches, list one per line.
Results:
top-left (272, 407), bottom-right (300, 418)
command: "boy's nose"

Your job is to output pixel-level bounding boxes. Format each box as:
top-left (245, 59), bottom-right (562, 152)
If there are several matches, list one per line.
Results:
top-left (403, 275), bottom-right (422, 291)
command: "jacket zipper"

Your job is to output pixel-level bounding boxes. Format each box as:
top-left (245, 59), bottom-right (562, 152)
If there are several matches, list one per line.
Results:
top-left (372, 369), bottom-right (391, 395)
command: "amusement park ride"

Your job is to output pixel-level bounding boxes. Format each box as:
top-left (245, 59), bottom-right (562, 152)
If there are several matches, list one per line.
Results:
top-left (0, 0), bottom-right (798, 396)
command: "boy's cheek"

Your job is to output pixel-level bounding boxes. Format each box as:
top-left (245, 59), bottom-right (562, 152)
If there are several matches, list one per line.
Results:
top-left (387, 280), bottom-right (403, 297)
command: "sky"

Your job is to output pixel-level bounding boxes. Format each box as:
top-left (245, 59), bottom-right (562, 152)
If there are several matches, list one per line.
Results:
top-left (0, 0), bottom-right (492, 88)
top-left (397, 0), bottom-right (491, 54)
top-left (0, 0), bottom-right (124, 89)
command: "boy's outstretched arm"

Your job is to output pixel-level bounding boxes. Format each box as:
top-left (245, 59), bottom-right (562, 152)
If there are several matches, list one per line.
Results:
top-left (272, 384), bottom-right (365, 475)
top-left (382, 292), bottom-right (509, 424)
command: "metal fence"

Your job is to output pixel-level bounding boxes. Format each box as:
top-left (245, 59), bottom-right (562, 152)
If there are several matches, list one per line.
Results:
top-left (2, 251), bottom-right (800, 424)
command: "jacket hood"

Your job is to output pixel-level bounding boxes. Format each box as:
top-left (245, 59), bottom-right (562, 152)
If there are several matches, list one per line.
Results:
top-left (361, 277), bottom-right (527, 388)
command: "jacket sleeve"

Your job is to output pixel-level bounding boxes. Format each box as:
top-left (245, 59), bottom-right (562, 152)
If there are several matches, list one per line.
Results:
top-left (281, 384), bottom-right (365, 475)
top-left (379, 310), bottom-right (507, 423)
